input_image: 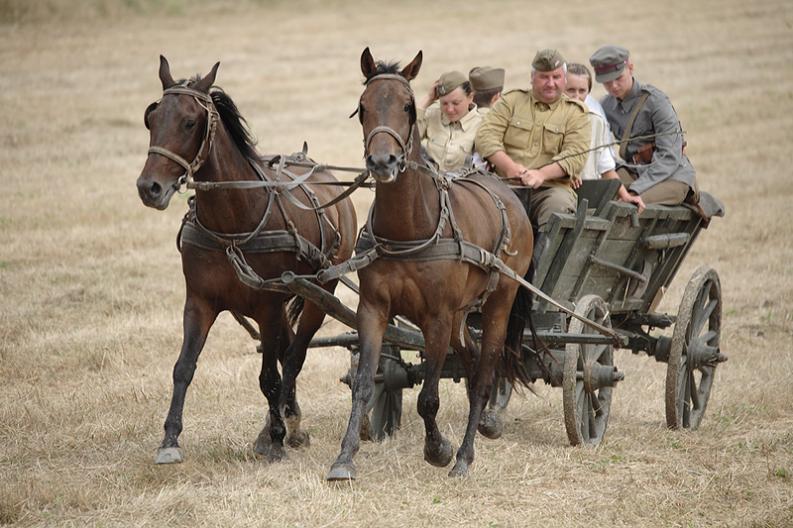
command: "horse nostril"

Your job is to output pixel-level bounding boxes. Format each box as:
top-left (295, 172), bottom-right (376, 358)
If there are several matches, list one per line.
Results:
top-left (387, 154), bottom-right (397, 166)
top-left (149, 181), bottom-right (162, 198)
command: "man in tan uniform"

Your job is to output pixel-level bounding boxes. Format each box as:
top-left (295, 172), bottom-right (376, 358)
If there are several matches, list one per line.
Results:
top-left (476, 49), bottom-right (590, 242)
top-left (417, 70), bottom-right (483, 173)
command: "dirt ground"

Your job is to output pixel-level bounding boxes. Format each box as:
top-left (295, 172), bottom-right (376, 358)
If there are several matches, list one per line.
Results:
top-left (1, 0), bottom-right (792, 526)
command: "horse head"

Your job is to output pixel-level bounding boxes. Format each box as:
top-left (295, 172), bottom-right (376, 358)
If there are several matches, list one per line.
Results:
top-left (358, 47), bottom-right (422, 183)
top-left (136, 55), bottom-right (219, 210)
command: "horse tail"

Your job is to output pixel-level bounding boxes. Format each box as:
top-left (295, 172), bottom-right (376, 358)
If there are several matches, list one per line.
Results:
top-left (286, 295), bottom-right (305, 329)
top-left (501, 283), bottom-right (534, 391)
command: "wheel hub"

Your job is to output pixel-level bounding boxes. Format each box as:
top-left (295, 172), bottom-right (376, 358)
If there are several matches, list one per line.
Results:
top-left (686, 338), bottom-right (728, 370)
top-left (582, 361), bottom-right (624, 393)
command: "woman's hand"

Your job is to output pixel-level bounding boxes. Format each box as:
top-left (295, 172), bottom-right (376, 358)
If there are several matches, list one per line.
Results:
top-left (417, 79), bottom-right (440, 110)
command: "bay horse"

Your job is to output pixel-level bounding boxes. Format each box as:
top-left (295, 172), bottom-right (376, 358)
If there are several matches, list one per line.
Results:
top-left (327, 48), bottom-right (533, 480)
top-left (136, 56), bottom-right (357, 464)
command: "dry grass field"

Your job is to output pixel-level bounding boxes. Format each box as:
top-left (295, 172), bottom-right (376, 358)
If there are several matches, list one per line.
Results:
top-left (2, 0), bottom-right (792, 526)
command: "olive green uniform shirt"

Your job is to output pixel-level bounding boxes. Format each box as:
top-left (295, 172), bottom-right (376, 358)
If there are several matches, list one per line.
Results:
top-left (475, 90), bottom-right (591, 188)
top-left (417, 103), bottom-right (483, 172)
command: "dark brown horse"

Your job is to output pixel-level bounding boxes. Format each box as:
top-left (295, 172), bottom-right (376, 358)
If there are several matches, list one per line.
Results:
top-left (136, 56), bottom-right (356, 464)
top-left (327, 48), bottom-right (533, 480)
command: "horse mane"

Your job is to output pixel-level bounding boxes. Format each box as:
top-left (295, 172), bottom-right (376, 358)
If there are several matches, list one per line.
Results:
top-left (183, 75), bottom-right (260, 162)
top-left (363, 61), bottom-right (402, 83)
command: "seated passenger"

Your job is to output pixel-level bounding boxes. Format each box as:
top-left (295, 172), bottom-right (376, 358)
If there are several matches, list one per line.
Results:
top-left (416, 70), bottom-right (482, 173)
top-left (565, 63), bottom-right (645, 213)
top-left (589, 45), bottom-right (698, 205)
top-left (475, 48), bottom-right (590, 264)
top-left (468, 66), bottom-right (505, 114)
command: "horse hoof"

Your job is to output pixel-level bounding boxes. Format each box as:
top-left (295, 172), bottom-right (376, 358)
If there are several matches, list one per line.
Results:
top-left (154, 447), bottom-right (184, 465)
top-left (326, 463), bottom-right (356, 481)
top-left (254, 433), bottom-right (286, 463)
top-left (478, 410), bottom-right (504, 440)
top-left (448, 461), bottom-right (470, 478)
top-left (424, 438), bottom-right (453, 468)
top-left (286, 430), bottom-right (311, 449)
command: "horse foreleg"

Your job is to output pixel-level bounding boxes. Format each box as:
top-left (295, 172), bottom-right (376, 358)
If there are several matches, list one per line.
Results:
top-left (155, 296), bottom-right (218, 464)
top-left (280, 298), bottom-right (328, 449)
top-left (450, 292), bottom-right (512, 477)
top-left (327, 302), bottom-right (388, 481)
top-left (418, 315), bottom-right (454, 469)
top-left (254, 312), bottom-right (290, 462)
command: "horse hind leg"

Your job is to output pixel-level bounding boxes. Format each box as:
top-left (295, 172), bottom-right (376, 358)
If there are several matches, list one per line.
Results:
top-left (450, 288), bottom-right (514, 477)
top-left (280, 297), bottom-right (329, 449)
top-left (451, 313), bottom-right (504, 440)
top-left (418, 315), bottom-right (455, 469)
top-left (253, 311), bottom-right (290, 462)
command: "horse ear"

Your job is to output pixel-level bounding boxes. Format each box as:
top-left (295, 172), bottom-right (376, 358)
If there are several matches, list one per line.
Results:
top-left (361, 47), bottom-right (376, 79)
top-left (195, 61), bottom-right (220, 93)
top-left (159, 55), bottom-right (176, 90)
top-left (400, 50), bottom-right (422, 81)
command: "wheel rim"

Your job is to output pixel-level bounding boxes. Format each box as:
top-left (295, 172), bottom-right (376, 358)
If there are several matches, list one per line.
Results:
top-left (666, 267), bottom-right (722, 430)
top-left (563, 295), bottom-right (619, 446)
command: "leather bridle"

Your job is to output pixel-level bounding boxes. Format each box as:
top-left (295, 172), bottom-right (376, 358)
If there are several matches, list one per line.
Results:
top-left (147, 86), bottom-right (219, 192)
top-left (361, 73), bottom-right (416, 171)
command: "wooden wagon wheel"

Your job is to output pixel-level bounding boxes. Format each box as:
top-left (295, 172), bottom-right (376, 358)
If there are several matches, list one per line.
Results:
top-left (665, 266), bottom-right (724, 430)
top-left (367, 350), bottom-right (404, 441)
top-left (562, 294), bottom-right (622, 446)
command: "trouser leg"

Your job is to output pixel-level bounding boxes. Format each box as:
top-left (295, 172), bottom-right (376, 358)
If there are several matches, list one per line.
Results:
top-left (528, 186), bottom-right (576, 271)
top-left (617, 167), bottom-right (690, 206)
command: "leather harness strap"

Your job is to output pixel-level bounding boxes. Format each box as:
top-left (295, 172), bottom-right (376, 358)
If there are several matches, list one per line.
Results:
top-left (618, 92), bottom-right (650, 161)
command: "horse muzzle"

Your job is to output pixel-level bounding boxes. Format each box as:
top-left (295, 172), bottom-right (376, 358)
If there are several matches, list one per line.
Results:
top-left (136, 173), bottom-right (178, 210)
top-left (366, 153), bottom-right (403, 183)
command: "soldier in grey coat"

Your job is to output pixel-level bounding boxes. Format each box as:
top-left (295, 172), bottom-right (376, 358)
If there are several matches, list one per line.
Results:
top-left (589, 45), bottom-right (698, 205)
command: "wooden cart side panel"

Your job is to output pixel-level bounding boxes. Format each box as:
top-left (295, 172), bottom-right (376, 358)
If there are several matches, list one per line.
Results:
top-left (536, 200), bottom-right (705, 314)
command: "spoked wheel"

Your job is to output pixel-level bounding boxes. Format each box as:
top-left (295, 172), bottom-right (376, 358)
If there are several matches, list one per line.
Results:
top-left (563, 295), bottom-right (624, 446)
top-left (367, 345), bottom-right (404, 441)
top-left (665, 266), bottom-right (725, 430)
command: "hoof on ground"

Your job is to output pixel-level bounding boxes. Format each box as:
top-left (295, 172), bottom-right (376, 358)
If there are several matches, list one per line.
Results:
top-left (326, 463), bottom-right (356, 481)
top-left (448, 460), bottom-right (470, 478)
top-left (424, 438), bottom-right (453, 468)
top-left (254, 432), bottom-right (286, 463)
top-left (478, 410), bottom-right (504, 440)
top-left (155, 447), bottom-right (184, 465)
top-left (286, 430), bottom-right (311, 449)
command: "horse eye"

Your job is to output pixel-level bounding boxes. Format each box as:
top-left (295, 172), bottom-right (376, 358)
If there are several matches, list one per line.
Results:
top-left (184, 119), bottom-right (196, 130)
top-left (403, 103), bottom-right (412, 113)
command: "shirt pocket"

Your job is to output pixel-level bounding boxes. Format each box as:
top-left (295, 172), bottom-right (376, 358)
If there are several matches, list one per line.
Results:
top-left (504, 117), bottom-right (533, 150)
top-left (542, 122), bottom-right (564, 154)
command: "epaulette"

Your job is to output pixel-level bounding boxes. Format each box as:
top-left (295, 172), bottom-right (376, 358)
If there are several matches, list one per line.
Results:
top-left (562, 94), bottom-right (588, 113)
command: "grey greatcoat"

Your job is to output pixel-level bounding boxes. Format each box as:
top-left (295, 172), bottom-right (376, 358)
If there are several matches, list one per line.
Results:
top-left (601, 79), bottom-right (696, 195)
